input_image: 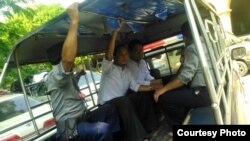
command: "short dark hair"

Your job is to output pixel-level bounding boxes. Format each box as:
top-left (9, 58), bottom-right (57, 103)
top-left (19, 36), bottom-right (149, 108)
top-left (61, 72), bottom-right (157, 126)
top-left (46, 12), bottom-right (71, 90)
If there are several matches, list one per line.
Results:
top-left (128, 39), bottom-right (143, 53)
top-left (181, 21), bottom-right (193, 40)
top-left (46, 42), bottom-right (63, 65)
top-left (113, 45), bottom-right (127, 63)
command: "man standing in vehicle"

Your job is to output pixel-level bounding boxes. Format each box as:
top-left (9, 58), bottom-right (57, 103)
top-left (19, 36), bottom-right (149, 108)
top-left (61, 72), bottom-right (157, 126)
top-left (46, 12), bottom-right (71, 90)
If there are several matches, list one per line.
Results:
top-left (98, 19), bottom-right (156, 141)
top-left (154, 21), bottom-right (212, 126)
top-left (45, 3), bottom-right (118, 141)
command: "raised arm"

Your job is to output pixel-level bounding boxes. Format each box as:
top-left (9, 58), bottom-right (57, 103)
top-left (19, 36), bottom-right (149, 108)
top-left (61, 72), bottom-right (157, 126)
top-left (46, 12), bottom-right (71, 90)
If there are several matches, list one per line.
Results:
top-left (61, 3), bottom-right (79, 72)
top-left (105, 19), bottom-right (124, 61)
top-left (105, 31), bottom-right (119, 61)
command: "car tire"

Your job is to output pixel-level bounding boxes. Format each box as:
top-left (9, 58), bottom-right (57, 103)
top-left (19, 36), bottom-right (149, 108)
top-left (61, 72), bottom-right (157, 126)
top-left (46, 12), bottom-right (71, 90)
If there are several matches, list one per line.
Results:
top-left (236, 61), bottom-right (248, 76)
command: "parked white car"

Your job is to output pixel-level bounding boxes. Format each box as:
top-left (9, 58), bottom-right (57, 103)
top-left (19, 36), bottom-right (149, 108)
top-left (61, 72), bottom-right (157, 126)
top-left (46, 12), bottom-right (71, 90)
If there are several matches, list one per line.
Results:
top-left (0, 94), bottom-right (55, 141)
top-left (32, 71), bottom-right (48, 83)
top-left (78, 71), bottom-right (101, 94)
top-left (226, 32), bottom-right (250, 76)
top-left (77, 71), bottom-right (101, 108)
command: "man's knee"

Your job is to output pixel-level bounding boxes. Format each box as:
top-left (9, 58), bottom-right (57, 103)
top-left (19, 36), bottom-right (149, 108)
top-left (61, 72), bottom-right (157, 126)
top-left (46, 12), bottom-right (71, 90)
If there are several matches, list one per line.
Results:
top-left (111, 96), bottom-right (133, 108)
top-left (95, 122), bottom-right (112, 141)
top-left (77, 122), bottom-right (112, 141)
top-left (105, 104), bottom-right (117, 116)
top-left (158, 94), bottom-right (167, 104)
top-left (96, 104), bottom-right (120, 133)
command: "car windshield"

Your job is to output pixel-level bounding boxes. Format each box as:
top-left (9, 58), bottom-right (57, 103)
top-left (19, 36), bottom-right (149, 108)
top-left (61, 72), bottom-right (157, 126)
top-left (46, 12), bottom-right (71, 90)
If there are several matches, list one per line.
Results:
top-left (226, 32), bottom-right (242, 46)
top-left (0, 95), bottom-right (40, 122)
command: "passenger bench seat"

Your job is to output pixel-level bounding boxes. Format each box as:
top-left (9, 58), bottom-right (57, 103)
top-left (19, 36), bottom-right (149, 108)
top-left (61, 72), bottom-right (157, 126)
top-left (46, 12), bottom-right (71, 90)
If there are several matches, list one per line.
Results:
top-left (183, 107), bottom-right (216, 125)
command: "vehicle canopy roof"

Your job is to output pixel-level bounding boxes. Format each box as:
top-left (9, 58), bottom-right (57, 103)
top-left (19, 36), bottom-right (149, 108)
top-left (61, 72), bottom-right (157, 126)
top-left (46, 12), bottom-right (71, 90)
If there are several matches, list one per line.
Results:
top-left (7, 0), bottom-right (212, 66)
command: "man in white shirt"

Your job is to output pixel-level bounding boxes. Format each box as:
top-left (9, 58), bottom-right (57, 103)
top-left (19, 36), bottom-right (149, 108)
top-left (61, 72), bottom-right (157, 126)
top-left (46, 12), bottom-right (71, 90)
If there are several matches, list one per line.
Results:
top-left (127, 39), bottom-right (162, 86)
top-left (98, 19), bottom-right (154, 141)
top-left (127, 39), bottom-right (162, 133)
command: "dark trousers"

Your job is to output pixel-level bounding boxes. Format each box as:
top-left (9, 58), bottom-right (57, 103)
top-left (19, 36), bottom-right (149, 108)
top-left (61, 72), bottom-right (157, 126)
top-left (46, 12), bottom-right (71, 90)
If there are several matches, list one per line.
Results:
top-left (127, 91), bottom-right (159, 133)
top-left (158, 87), bottom-right (211, 126)
top-left (106, 96), bottom-right (148, 141)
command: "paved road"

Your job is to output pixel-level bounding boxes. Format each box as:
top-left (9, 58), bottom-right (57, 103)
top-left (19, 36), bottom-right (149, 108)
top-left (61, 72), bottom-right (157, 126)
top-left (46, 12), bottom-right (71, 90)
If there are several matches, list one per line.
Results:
top-left (240, 73), bottom-right (250, 124)
top-left (242, 74), bottom-right (250, 102)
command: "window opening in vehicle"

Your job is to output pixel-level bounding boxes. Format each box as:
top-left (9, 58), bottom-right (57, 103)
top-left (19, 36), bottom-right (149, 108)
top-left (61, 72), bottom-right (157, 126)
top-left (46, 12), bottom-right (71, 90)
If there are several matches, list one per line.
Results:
top-left (144, 41), bottom-right (184, 77)
top-left (15, 53), bottom-right (41, 134)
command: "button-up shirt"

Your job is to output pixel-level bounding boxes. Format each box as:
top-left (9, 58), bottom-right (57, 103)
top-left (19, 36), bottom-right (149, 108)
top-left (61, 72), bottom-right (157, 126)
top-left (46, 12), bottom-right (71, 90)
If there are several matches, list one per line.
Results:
top-left (177, 39), bottom-right (213, 88)
top-left (45, 62), bottom-right (85, 121)
top-left (98, 58), bottom-right (140, 105)
top-left (127, 59), bottom-right (154, 85)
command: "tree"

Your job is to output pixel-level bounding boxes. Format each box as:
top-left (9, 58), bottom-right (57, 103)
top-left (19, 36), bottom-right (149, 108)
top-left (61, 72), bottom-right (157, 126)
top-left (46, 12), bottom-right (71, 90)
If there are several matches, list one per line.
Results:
top-left (0, 0), bottom-right (34, 18)
top-left (1, 0), bottom-right (33, 76)
top-left (0, 4), bottom-right (64, 88)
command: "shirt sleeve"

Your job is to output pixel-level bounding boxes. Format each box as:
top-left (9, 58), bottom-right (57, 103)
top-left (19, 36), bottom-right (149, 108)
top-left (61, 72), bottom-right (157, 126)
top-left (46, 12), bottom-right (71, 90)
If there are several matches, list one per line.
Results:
top-left (128, 71), bottom-right (140, 92)
top-left (137, 80), bottom-right (151, 86)
top-left (141, 60), bottom-right (154, 81)
top-left (137, 60), bottom-right (154, 85)
top-left (177, 44), bottom-right (199, 85)
top-left (101, 57), bottom-right (113, 73)
top-left (50, 62), bottom-right (71, 87)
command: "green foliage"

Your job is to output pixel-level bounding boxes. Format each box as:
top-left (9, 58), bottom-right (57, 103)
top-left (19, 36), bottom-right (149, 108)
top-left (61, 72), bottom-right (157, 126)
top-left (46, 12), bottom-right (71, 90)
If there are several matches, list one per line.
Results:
top-left (0, 0), bottom-right (34, 18)
top-left (75, 55), bottom-right (94, 66)
top-left (0, 4), bottom-right (65, 88)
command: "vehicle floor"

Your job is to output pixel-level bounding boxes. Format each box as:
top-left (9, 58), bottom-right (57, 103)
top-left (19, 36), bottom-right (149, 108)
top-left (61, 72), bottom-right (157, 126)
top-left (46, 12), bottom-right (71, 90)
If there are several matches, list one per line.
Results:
top-left (149, 115), bottom-right (173, 141)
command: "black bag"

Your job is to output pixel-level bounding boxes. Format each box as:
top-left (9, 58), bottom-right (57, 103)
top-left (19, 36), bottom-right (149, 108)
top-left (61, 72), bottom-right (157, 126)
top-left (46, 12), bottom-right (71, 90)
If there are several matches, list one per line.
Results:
top-left (56, 118), bottom-right (78, 141)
